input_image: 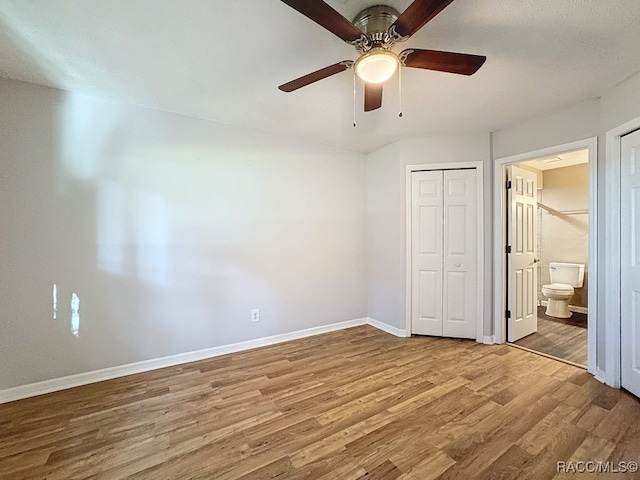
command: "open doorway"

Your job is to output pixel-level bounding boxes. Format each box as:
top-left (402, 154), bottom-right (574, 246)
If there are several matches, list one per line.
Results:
top-left (493, 138), bottom-right (597, 374)
top-left (509, 150), bottom-right (589, 366)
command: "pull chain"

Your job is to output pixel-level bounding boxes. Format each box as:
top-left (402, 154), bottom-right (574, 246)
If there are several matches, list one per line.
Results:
top-left (398, 65), bottom-right (403, 118)
top-left (353, 70), bottom-right (357, 127)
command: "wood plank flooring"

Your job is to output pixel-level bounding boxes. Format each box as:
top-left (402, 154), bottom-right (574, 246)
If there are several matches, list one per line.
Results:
top-left (514, 307), bottom-right (588, 366)
top-left (1, 325), bottom-right (639, 479)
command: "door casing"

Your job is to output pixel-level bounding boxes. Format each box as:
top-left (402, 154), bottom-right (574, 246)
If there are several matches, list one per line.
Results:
top-left (493, 138), bottom-right (598, 376)
top-left (405, 161), bottom-right (485, 342)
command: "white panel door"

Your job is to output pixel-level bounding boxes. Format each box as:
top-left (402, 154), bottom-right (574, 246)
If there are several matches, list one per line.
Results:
top-left (621, 129), bottom-right (640, 398)
top-left (411, 170), bottom-right (443, 336)
top-left (507, 165), bottom-right (538, 342)
top-left (443, 169), bottom-right (477, 338)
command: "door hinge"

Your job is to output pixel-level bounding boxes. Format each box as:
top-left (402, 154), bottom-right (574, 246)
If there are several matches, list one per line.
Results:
top-left (505, 245), bottom-right (512, 254)
top-left (505, 180), bottom-right (512, 189)
top-left (505, 309), bottom-right (511, 319)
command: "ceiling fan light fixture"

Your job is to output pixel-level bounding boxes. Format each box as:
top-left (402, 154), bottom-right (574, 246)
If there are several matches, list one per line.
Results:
top-left (354, 49), bottom-right (399, 84)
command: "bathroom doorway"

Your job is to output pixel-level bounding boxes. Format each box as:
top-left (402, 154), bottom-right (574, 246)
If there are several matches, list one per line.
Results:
top-left (493, 138), bottom-right (597, 372)
top-left (510, 150), bottom-right (589, 366)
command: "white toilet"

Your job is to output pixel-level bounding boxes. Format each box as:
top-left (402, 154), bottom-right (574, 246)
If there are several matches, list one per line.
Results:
top-left (541, 262), bottom-right (585, 318)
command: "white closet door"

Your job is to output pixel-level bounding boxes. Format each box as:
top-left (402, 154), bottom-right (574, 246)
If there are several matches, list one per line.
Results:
top-left (621, 129), bottom-right (640, 398)
top-left (443, 169), bottom-right (477, 338)
top-left (411, 170), bottom-right (443, 336)
top-left (411, 169), bottom-right (477, 339)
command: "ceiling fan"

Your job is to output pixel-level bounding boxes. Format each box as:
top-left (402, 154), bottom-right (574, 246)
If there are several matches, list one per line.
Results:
top-left (278, 0), bottom-right (486, 112)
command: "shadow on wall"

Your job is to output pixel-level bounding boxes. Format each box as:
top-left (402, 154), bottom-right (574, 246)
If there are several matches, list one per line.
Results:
top-left (1, 83), bottom-right (367, 390)
top-left (0, 2), bottom-right (367, 391)
top-left (48, 93), bottom-right (285, 367)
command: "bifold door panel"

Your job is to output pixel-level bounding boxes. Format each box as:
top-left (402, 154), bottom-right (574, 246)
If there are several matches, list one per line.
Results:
top-left (412, 171), bottom-right (443, 335)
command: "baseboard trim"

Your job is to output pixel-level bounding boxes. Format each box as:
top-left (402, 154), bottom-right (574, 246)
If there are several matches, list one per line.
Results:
top-left (367, 318), bottom-right (407, 337)
top-left (539, 300), bottom-right (588, 315)
top-left (483, 335), bottom-right (496, 345)
top-left (569, 305), bottom-right (588, 314)
top-left (0, 317), bottom-right (368, 404)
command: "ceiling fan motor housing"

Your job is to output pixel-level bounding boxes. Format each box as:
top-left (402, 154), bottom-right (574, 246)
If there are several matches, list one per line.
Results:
top-left (352, 5), bottom-right (400, 52)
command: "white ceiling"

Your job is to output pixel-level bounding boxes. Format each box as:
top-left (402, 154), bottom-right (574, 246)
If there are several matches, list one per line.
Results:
top-left (0, 0), bottom-right (639, 152)
top-left (521, 149), bottom-right (589, 171)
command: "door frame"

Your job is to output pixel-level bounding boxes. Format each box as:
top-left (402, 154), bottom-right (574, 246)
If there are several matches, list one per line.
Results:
top-left (493, 137), bottom-right (598, 375)
top-left (405, 161), bottom-right (485, 342)
top-left (605, 115), bottom-right (640, 388)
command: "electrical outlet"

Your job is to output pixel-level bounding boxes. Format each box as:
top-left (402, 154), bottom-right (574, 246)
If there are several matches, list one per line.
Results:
top-left (251, 309), bottom-right (260, 323)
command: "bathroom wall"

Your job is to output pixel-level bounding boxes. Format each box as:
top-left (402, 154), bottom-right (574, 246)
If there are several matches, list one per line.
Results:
top-left (539, 163), bottom-right (589, 308)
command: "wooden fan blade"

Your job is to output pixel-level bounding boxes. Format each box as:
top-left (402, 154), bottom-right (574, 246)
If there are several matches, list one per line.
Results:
top-left (279, 61), bottom-right (353, 92)
top-left (364, 83), bottom-right (383, 112)
top-left (391, 0), bottom-right (455, 39)
top-left (280, 0), bottom-right (363, 42)
top-left (401, 49), bottom-right (486, 75)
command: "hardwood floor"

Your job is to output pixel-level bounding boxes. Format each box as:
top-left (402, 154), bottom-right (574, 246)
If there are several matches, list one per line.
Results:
top-left (1, 326), bottom-right (639, 479)
top-left (513, 307), bottom-right (588, 366)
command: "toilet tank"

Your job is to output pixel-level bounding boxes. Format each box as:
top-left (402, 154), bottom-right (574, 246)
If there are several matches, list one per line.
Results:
top-left (549, 262), bottom-right (585, 287)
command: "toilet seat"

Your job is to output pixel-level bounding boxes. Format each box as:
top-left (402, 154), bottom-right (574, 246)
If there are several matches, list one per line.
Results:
top-left (542, 283), bottom-right (574, 295)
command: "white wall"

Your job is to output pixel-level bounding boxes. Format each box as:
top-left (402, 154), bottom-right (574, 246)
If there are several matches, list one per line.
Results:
top-left (492, 100), bottom-right (601, 160)
top-left (366, 141), bottom-right (403, 328)
top-left (366, 134), bottom-right (492, 333)
top-left (600, 71), bottom-right (640, 132)
top-left (0, 78), bottom-right (367, 390)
